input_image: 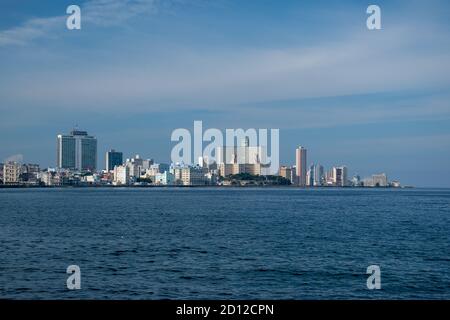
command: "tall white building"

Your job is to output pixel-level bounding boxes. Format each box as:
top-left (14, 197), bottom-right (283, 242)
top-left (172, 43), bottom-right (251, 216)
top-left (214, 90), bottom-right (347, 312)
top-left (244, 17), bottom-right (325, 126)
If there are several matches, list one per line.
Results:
top-left (113, 165), bottom-right (130, 185)
top-left (57, 129), bottom-right (97, 171)
top-left (313, 164), bottom-right (324, 186)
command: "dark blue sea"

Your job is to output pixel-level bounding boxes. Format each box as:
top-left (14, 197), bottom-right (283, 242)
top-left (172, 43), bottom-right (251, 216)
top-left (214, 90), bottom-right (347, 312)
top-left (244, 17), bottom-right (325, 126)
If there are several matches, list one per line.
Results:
top-left (0, 188), bottom-right (449, 299)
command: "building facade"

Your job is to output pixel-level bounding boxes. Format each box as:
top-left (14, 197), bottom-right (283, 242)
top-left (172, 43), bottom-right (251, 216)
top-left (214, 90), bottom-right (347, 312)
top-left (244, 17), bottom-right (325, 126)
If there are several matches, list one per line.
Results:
top-left (295, 146), bottom-right (307, 187)
top-left (332, 166), bottom-right (348, 187)
top-left (113, 165), bottom-right (130, 185)
top-left (57, 130), bottom-right (97, 172)
top-left (215, 138), bottom-right (266, 177)
top-left (179, 167), bottom-right (208, 186)
top-left (372, 173), bottom-right (388, 187)
top-left (3, 161), bottom-right (21, 184)
top-left (279, 166), bottom-right (292, 182)
top-left (105, 149), bottom-right (123, 172)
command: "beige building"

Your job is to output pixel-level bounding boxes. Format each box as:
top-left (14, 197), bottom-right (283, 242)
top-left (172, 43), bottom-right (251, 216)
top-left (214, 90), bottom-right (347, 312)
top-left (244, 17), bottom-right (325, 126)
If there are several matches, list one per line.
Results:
top-left (215, 139), bottom-right (266, 177)
top-left (180, 167), bottom-right (208, 186)
top-left (218, 163), bottom-right (261, 177)
top-left (279, 166), bottom-right (292, 181)
top-left (3, 161), bottom-right (21, 184)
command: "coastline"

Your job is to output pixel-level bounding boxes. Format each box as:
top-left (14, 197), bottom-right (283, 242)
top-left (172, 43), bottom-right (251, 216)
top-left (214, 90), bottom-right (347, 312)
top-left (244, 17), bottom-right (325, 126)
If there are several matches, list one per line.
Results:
top-left (0, 184), bottom-right (415, 189)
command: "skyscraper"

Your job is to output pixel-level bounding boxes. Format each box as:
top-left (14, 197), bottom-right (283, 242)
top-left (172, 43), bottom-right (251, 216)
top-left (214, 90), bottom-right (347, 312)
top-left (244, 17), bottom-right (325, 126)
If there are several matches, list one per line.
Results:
top-left (106, 149), bottom-right (123, 171)
top-left (57, 129), bottom-right (97, 171)
top-left (295, 146), bottom-right (307, 187)
top-left (313, 164), bottom-right (324, 186)
top-left (332, 166), bottom-right (348, 187)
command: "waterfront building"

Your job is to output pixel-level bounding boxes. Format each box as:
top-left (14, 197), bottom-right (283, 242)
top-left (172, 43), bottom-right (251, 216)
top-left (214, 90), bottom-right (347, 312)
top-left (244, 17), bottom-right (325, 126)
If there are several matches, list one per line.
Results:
top-left (295, 146), bottom-right (307, 186)
top-left (372, 173), bottom-right (388, 187)
top-left (0, 163), bottom-right (4, 184)
top-left (3, 161), bottom-right (21, 184)
top-left (351, 175), bottom-right (361, 187)
top-left (105, 149), bottom-right (123, 172)
top-left (279, 166), bottom-right (292, 182)
top-left (113, 165), bottom-right (130, 185)
top-left (153, 171), bottom-right (175, 185)
top-left (20, 163), bottom-right (40, 184)
top-left (218, 163), bottom-right (262, 177)
top-left (179, 166), bottom-right (208, 186)
top-left (313, 164), bottom-right (324, 186)
top-left (57, 129), bottom-right (97, 172)
top-left (125, 154), bottom-right (154, 178)
top-left (216, 138), bottom-right (267, 177)
top-left (145, 163), bottom-right (170, 176)
top-left (332, 166), bottom-right (348, 187)
top-left (306, 164), bottom-right (314, 187)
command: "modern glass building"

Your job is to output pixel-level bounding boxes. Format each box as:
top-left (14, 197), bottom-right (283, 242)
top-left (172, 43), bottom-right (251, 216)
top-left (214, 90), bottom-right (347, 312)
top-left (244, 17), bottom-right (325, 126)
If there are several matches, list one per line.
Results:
top-left (57, 130), bottom-right (97, 171)
top-left (105, 149), bottom-right (123, 171)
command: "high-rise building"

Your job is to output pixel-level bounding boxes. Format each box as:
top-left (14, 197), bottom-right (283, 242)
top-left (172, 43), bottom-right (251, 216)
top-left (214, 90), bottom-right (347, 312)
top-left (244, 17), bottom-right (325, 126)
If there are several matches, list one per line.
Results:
top-left (306, 164), bottom-right (314, 186)
top-left (105, 149), bottom-right (123, 171)
top-left (332, 166), bottom-right (348, 187)
top-left (57, 129), bottom-right (97, 171)
top-left (295, 146), bottom-right (307, 186)
top-left (313, 164), bottom-right (324, 186)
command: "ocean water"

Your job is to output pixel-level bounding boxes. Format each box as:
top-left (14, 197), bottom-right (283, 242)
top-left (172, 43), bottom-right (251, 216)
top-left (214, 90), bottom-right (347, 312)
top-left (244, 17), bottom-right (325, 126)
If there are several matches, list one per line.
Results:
top-left (0, 187), bottom-right (449, 300)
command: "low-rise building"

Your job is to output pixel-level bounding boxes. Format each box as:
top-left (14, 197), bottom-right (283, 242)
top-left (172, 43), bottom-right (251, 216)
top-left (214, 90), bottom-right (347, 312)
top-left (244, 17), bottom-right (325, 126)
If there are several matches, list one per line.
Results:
top-left (372, 173), bottom-right (388, 187)
top-left (153, 171), bottom-right (175, 185)
top-left (279, 166), bottom-right (292, 182)
top-left (180, 166), bottom-right (208, 186)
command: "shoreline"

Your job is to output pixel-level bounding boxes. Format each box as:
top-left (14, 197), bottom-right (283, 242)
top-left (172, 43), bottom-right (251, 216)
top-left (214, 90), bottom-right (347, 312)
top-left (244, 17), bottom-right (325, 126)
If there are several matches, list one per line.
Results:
top-left (0, 184), bottom-right (415, 189)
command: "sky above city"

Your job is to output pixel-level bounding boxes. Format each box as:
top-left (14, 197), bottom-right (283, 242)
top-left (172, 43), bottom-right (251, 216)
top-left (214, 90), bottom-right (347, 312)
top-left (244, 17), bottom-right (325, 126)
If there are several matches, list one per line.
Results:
top-left (1, 0), bottom-right (450, 187)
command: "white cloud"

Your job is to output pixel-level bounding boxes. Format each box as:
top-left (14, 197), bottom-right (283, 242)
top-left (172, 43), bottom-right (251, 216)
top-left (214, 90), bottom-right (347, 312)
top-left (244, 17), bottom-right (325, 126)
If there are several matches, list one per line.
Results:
top-left (0, 16), bottom-right (63, 46)
top-left (2, 24), bottom-right (449, 117)
top-left (0, 0), bottom-right (163, 46)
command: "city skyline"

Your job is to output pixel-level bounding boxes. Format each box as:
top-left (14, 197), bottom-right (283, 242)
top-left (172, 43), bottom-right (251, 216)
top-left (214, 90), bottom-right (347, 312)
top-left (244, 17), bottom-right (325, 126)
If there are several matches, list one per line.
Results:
top-left (0, 126), bottom-right (401, 188)
top-left (1, 1), bottom-right (450, 187)
top-left (0, 126), bottom-right (397, 188)
top-left (0, 120), bottom-right (444, 187)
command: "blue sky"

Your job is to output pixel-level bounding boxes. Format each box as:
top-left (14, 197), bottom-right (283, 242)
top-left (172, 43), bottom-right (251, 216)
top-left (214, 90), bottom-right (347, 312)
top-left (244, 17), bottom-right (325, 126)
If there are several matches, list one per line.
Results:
top-left (1, 0), bottom-right (450, 187)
